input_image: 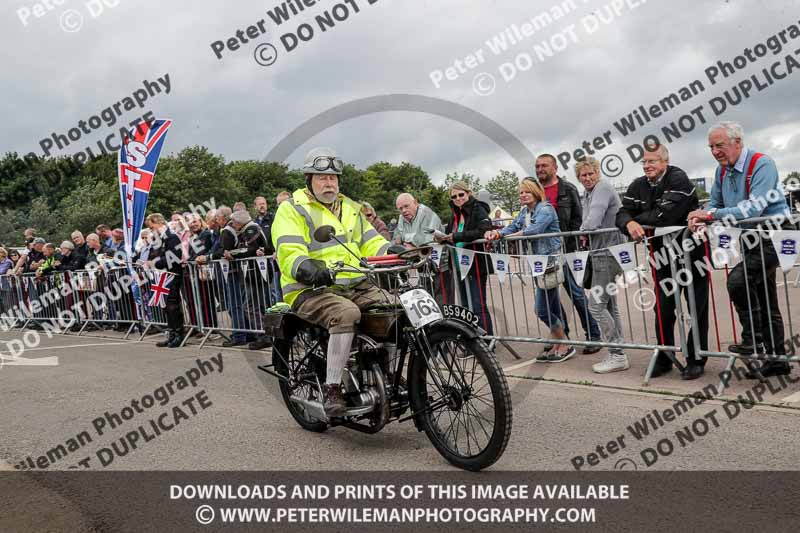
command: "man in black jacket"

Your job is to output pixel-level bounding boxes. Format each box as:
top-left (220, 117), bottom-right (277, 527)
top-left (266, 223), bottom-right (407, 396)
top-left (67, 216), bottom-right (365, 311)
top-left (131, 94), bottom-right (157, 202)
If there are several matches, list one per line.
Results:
top-left (212, 210), bottom-right (270, 348)
top-left (615, 145), bottom-right (708, 380)
top-left (70, 231), bottom-right (90, 266)
top-left (56, 241), bottom-right (86, 271)
top-left (145, 213), bottom-right (185, 348)
top-left (253, 196), bottom-right (278, 307)
top-left (536, 155), bottom-right (602, 352)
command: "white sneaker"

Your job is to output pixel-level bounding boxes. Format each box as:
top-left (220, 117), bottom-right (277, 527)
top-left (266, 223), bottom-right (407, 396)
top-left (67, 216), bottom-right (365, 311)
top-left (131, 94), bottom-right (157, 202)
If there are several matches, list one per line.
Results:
top-left (592, 352), bottom-right (630, 374)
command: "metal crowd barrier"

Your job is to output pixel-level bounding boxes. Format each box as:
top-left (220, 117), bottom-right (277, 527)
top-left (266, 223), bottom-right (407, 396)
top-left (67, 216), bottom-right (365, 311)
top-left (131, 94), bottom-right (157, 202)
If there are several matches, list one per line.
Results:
top-left (420, 227), bottom-right (688, 383)
top-left (182, 257), bottom-right (277, 347)
top-left (3, 226), bottom-right (798, 394)
top-left (680, 215), bottom-right (800, 391)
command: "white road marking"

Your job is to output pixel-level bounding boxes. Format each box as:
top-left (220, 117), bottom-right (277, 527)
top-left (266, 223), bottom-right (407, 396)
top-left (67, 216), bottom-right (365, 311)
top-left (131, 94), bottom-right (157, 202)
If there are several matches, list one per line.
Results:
top-left (0, 342), bottom-right (127, 366)
top-left (502, 358), bottom-right (539, 373)
top-left (780, 390), bottom-right (800, 404)
top-left (0, 342), bottom-right (126, 355)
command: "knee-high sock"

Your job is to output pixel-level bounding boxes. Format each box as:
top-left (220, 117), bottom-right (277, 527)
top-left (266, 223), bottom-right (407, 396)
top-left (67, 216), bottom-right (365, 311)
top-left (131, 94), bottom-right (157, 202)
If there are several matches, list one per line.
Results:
top-left (326, 332), bottom-right (355, 385)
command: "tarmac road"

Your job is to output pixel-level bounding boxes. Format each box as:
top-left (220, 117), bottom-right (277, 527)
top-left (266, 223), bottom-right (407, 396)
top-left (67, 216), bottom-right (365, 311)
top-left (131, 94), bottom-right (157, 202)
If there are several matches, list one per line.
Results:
top-left (3, 331), bottom-right (800, 472)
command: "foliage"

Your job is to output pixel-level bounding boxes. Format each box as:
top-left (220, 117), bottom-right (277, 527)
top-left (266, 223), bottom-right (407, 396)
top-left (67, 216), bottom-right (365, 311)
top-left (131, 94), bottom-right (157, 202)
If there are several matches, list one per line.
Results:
top-left (486, 170), bottom-right (520, 212)
top-left (444, 171), bottom-right (482, 193)
top-left (0, 148), bottom-right (459, 246)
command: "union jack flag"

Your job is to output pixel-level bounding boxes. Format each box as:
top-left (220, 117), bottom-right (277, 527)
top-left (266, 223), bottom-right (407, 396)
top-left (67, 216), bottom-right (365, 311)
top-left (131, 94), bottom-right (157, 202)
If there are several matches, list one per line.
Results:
top-left (147, 270), bottom-right (175, 308)
top-left (118, 118), bottom-right (172, 259)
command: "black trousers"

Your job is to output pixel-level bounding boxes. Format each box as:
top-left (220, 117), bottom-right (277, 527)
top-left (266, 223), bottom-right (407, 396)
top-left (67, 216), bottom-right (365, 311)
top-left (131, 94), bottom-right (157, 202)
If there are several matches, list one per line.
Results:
top-left (654, 251), bottom-right (709, 366)
top-left (166, 274), bottom-right (184, 331)
top-left (727, 236), bottom-right (784, 354)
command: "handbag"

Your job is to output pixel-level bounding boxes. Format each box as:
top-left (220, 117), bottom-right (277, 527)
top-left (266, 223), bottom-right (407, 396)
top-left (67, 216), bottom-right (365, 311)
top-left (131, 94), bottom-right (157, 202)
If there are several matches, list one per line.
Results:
top-left (535, 258), bottom-right (565, 290)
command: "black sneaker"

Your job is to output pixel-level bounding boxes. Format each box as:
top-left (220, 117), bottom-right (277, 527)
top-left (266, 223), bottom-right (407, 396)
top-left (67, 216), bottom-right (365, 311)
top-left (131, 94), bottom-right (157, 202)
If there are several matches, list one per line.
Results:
top-left (745, 361), bottom-right (791, 379)
top-left (248, 336), bottom-right (273, 350)
top-left (322, 384), bottom-right (346, 417)
top-left (547, 346), bottom-right (576, 363)
top-left (681, 363), bottom-right (705, 381)
top-left (729, 342), bottom-right (765, 356)
top-left (222, 339), bottom-right (248, 348)
top-left (582, 345), bottom-right (602, 355)
top-left (535, 343), bottom-right (555, 362)
top-left (156, 332), bottom-right (175, 348)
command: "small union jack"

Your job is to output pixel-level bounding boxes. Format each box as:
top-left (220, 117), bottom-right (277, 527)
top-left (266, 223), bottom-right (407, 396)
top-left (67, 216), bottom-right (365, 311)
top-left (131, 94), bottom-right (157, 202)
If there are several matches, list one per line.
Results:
top-left (147, 270), bottom-right (175, 308)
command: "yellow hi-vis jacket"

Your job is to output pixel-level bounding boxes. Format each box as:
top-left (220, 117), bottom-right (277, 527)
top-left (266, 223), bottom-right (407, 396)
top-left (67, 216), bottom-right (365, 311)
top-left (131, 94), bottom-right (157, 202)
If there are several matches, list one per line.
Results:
top-left (272, 189), bottom-right (391, 306)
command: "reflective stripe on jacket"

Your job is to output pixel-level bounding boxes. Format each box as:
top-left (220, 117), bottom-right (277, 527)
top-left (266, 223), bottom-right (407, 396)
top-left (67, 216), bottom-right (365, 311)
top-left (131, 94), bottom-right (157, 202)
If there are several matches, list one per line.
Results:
top-left (272, 189), bottom-right (390, 306)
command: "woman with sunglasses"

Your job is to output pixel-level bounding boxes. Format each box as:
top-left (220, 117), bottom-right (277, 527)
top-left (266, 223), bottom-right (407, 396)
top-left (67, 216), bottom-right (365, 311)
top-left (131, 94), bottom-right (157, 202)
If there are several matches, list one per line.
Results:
top-left (485, 178), bottom-right (574, 362)
top-left (435, 181), bottom-right (494, 334)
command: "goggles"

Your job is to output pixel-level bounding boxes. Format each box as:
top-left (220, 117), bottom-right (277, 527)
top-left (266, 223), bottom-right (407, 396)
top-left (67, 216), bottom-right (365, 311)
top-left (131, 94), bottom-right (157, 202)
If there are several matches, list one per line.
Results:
top-left (310, 156), bottom-right (344, 173)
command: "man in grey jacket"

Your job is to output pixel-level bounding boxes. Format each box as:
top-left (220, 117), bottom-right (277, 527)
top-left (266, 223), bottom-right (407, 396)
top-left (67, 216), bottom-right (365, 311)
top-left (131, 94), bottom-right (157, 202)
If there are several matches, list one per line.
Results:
top-left (393, 193), bottom-right (443, 247)
top-left (577, 158), bottom-right (628, 373)
top-left (393, 193), bottom-right (451, 304)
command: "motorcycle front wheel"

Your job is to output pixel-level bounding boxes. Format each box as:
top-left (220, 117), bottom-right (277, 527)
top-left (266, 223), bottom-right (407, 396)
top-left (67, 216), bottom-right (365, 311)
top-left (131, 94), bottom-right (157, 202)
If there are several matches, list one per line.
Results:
top-left (409, 326), bottom-right (512, 471)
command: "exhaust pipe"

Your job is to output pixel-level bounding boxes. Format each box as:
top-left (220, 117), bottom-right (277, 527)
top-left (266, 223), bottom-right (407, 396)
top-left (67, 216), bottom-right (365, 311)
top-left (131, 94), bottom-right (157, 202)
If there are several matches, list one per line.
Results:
top-left (289, 395), bottom-right (328, 421)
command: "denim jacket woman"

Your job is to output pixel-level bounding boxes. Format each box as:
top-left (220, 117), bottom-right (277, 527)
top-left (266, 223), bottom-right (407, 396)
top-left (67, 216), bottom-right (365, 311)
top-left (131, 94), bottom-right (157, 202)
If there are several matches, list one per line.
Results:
top-left (497, 201), bottom-right (561, 256)
top-left (485, 179), bottom-right (573, 361)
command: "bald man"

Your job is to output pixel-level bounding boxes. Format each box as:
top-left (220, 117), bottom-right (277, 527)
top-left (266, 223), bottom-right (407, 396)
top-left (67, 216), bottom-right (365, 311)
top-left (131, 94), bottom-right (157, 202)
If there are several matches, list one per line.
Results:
top-left (393, 193), bottom-right (443, 248)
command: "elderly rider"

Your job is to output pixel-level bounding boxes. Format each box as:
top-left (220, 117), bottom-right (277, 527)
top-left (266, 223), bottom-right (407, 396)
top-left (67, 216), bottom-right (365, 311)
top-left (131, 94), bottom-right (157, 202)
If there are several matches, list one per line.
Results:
top-left (272, 147), bottom-right (404, 416)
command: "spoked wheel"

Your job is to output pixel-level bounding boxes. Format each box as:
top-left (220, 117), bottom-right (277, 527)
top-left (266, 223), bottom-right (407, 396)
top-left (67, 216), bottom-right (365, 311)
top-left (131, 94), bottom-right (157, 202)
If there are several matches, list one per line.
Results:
top-left (272, 331), bottom-right (328, 432)
top-left (409, 327), bottom-right (512, 471)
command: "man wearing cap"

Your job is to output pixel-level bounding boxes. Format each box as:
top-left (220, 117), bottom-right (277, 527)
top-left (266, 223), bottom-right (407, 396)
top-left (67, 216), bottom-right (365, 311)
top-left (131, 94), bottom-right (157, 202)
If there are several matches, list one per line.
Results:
top-left (213, 209), bottom-right (270, 348)
top-left (26, 237), bottom-right (46, 273)
top-left (272, 147), bottom-right (403, 417)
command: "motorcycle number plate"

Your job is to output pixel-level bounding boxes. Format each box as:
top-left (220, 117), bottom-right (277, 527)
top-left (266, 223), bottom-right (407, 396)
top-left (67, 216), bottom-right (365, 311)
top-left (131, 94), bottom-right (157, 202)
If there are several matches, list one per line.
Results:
top-left (400, 289), bottom-right (442, 329)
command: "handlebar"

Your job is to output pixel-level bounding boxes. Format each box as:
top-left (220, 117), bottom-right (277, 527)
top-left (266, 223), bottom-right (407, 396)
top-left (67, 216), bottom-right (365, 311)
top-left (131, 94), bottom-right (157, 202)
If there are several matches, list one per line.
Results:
top-left (331, 252), bottom-right (430, 275)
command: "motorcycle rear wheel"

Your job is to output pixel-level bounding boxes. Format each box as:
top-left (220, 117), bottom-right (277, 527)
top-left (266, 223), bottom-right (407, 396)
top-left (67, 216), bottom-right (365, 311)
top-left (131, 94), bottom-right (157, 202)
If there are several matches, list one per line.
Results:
top-left (273, 332), bottom-right (328, 433)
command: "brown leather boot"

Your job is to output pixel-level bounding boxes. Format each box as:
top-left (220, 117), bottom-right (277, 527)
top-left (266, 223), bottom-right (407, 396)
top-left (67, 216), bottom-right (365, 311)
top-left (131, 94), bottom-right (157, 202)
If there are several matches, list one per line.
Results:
top-left (322, 384), bottom-right (346, 417)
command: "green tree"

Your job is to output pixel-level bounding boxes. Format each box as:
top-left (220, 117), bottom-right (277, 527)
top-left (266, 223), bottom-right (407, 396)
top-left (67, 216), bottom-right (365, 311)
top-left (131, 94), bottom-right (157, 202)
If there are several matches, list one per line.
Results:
top-left (486, 169), bottom-right (520, 212)
top-left (148, 146), bottom-right (244, 214)
top-left (226, 159), bottom-right (300, 210)
top-left (444, 171), bottom-right (482, 193)
top-left (361, 161), bottom-right (437, 220)
top-left (783, 171), bottom-right (800, 188)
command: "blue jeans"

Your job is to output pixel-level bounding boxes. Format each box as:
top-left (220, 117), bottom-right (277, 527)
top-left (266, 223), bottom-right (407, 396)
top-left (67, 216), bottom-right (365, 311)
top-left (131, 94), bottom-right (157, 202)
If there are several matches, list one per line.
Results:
top-left (271, 266), bottom-right (282, 305)
top-left (535, 286), bottom-right (565, 331)
top-left (561, 266), bottom-right (601, 341)
top-left (225, 272), bottom-right (249, 342)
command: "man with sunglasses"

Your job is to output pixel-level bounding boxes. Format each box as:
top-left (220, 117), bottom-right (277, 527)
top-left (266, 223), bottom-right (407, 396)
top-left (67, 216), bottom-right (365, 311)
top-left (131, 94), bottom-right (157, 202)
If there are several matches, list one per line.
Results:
top-left (616, 143), bottom-right (708, 380)
top-left (272, 147), bottom-right (404, 417)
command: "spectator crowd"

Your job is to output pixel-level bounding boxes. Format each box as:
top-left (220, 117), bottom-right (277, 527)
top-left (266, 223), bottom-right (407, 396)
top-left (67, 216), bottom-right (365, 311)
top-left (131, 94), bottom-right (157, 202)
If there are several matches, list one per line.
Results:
top-left (1, 121), bottom-right (795, 382)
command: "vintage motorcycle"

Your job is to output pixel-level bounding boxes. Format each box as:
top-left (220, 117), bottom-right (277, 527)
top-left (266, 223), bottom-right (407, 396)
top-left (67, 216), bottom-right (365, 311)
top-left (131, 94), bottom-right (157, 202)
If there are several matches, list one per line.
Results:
top-left (258, 226), bottom-right (512, 471)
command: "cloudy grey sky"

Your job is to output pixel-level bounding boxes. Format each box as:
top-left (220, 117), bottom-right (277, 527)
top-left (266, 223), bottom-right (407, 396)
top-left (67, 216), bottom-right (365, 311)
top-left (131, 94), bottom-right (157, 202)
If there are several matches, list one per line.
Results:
top-left (3, 0), bottom-right (800, 192)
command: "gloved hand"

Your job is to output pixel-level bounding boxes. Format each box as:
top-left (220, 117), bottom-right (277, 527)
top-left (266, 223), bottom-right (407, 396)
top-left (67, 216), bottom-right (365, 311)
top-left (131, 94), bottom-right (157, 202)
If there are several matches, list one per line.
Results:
top-left (387, 244), bottom-right (407, 255)
top-left (295, 258), bottom-right (334, 287)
